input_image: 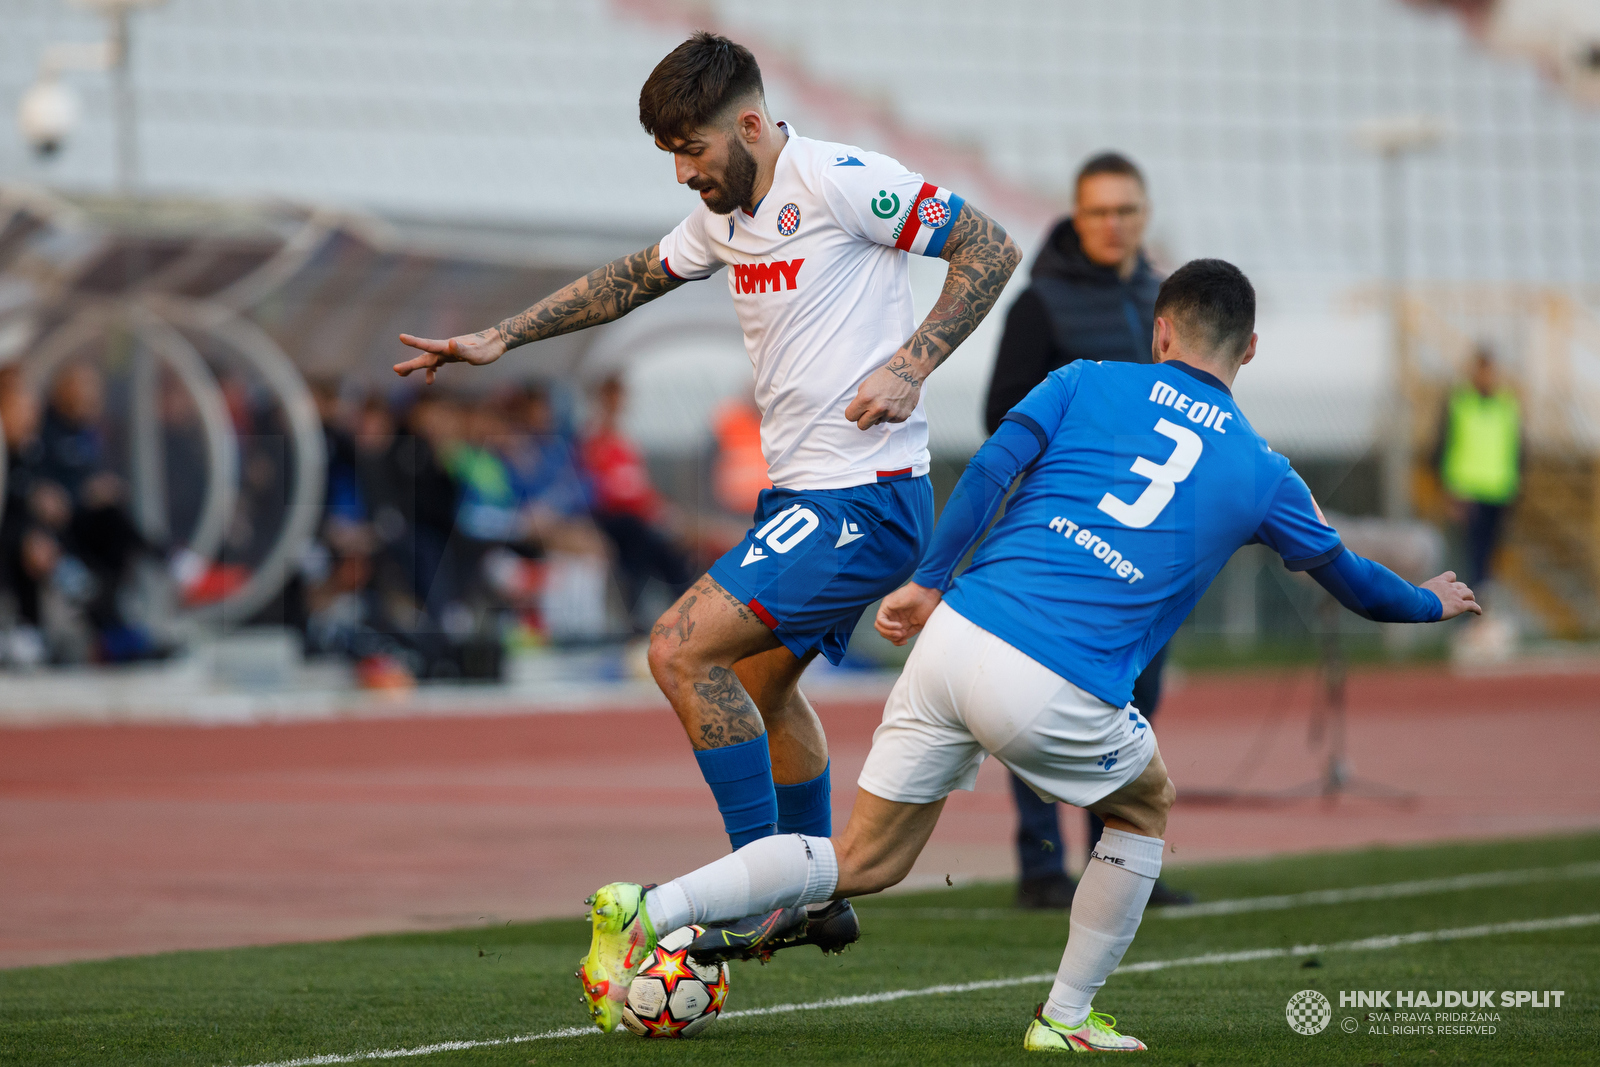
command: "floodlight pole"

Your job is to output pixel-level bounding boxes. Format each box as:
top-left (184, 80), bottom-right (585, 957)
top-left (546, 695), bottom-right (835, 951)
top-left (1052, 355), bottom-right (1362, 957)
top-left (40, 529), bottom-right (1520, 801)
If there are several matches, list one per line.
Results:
top-left (46, 0), bottom-right (166, 193)
top-left (1358, 116), bottom-right (1446, 522)
top-left (1380, 147), bottom-right (1412, 522)
top-left (109, 4), bottom-right (134, 194)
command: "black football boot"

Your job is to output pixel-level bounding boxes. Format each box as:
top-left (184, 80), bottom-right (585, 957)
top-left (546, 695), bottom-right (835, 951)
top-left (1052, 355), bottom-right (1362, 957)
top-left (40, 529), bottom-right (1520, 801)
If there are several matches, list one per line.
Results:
top-left (689, 899), bottom-right (861, 964)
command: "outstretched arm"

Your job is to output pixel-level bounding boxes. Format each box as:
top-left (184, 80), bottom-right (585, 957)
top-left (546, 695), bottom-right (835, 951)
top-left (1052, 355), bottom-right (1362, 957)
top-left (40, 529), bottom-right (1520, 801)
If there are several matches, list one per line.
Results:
top-left (394, 243), bottom-right (688, 383)
top-left (846, 204), bottom-right (1022, 429)
top-left (1306, 551), bottom-right (1480, 622)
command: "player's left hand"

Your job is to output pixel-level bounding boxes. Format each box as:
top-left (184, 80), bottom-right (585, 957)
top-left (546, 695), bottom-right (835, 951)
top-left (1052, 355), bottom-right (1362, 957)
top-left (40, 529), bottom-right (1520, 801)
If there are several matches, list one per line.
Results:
top-left (1422, 570), bottom-right (1483, 619)
top-left (875, 582), bottom-right (942, 645)
top-left (846, 354), bottom-right (922, 430)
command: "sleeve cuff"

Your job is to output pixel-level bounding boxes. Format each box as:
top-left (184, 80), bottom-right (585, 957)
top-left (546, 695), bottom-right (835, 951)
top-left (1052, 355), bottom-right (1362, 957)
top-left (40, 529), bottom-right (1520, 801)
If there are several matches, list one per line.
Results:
top-left (1283, 542), bottom-right (1345, 572)
top-left (1000, 412), bottom-right (1049, 454)
top-left (660, 256), bottom-right (707, 282)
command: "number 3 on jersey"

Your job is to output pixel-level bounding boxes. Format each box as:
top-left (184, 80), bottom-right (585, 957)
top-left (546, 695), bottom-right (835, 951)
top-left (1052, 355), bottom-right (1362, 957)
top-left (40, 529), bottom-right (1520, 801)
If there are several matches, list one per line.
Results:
top-left (1097, 419), bottom-right (1203, 529)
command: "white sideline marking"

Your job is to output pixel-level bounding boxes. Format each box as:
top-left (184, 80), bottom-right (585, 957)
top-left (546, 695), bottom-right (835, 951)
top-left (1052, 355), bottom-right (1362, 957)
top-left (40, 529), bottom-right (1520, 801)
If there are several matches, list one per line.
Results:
top-left (860, 861), bottom-right (1600, 922)
top-left (1155, 860), bottom-right (1600, 920)
top-left (230, 912), bottom-right (1600, 1067)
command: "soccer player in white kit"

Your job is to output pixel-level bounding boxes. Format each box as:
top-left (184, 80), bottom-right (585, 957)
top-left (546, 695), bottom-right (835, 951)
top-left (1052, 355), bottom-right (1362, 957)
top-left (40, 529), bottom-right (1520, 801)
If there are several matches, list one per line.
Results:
top-left (394, 33), bottom-right (1020, 1016)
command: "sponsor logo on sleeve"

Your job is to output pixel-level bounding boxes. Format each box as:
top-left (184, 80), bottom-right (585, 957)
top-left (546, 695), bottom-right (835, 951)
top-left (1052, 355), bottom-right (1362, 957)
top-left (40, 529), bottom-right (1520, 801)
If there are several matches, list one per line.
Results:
top-left (870, 190), bottom-right (901, 219)
top-left (833, 155), bottom-right (865, 166)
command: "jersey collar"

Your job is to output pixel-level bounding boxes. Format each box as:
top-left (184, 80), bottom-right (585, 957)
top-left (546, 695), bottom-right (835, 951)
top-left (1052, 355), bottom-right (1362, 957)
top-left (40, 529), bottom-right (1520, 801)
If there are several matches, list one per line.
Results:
top-left (740, 121), bottom-right (795, 217)
top-left (1165, 359), bottom-right (1232, 398)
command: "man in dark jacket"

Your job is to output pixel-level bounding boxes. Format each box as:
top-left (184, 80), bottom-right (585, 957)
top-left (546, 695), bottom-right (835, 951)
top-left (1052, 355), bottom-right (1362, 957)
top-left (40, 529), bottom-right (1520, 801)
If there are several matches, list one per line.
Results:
top-left (983, 152), bottom-right (1190, 910)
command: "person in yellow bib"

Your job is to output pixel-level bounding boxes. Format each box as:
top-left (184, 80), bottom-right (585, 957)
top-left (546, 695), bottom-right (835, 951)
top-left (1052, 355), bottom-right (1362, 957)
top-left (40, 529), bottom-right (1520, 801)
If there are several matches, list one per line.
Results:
top-left (1436, 347), bottom-right (1522, 587)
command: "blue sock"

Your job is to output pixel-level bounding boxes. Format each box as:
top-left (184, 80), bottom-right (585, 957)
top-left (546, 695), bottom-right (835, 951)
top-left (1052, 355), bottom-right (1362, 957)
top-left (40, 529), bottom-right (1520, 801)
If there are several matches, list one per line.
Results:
top-left (775, 761), bottom-right (832, 836)
top-left (693, 736), bottom-right (778, 849)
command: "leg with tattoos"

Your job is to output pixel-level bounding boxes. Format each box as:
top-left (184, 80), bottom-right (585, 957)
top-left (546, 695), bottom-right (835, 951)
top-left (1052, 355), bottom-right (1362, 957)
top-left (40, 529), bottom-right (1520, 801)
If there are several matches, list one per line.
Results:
top-left (647, 574), bottom-right (829, 848)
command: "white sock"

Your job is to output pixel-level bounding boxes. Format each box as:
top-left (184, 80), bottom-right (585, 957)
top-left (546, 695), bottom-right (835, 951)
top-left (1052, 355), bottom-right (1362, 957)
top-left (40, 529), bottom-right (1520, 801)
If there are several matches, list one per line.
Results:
top-left (1043, 828), bottom-right (1164, 1028)
top-left (644, 833), bottom-right (838, 935)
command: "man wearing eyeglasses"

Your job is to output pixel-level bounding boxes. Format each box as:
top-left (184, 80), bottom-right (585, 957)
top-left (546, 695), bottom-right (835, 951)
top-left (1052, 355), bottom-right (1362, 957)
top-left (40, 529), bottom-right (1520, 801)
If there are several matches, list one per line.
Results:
top-left (982, 151), bottom-right (1192, 911)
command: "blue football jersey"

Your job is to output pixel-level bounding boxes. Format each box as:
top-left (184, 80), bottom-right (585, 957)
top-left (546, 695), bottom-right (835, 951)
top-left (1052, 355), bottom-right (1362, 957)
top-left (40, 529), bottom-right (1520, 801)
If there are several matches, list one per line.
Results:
top-left (942, 359), bottom-right (1342, 708)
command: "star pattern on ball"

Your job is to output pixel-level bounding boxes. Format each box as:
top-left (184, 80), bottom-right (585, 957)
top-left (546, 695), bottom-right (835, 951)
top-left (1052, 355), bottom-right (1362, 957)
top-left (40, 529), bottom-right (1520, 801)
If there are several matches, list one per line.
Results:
top-left (641, 1012), bottom-right (689, 1038)
top-left (651, 946), bottom-right (694, 985)
top-left (707, 977), bottom-right (730, 1014)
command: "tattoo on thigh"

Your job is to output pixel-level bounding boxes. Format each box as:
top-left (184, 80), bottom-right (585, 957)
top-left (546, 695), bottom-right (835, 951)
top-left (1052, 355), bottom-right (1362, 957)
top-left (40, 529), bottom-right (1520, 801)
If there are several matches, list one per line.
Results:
top-left (693, 665), bottom-right (765, 747)
top-left (650, 595), bottom-right (697, 644)
top-left (695, 574), bottom-right (754, 624)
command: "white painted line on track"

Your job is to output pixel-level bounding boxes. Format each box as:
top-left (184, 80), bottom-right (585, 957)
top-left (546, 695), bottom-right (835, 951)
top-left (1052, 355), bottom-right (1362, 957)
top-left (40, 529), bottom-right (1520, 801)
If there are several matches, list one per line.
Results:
top-left (859, 861), bottom-right (1600, 922)
top-left (229, 911), bottom-right (1600, 1067)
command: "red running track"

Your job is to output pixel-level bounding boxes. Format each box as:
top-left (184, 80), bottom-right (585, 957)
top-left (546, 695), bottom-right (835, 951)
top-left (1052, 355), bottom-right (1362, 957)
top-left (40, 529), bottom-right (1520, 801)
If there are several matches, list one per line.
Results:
top-left (2, 665), bottom-right (1597, 968)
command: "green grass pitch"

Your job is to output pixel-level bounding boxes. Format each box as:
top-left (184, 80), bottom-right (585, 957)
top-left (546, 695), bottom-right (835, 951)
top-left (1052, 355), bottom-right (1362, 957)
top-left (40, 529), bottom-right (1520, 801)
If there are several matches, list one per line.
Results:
top-left (2, 834), bottom-right (1596, 1067)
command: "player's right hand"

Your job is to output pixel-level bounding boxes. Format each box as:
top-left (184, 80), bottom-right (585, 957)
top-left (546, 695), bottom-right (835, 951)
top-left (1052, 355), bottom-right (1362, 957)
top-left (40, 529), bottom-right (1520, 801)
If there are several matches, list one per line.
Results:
top-left (394, 329), bottom-right (507, 384)
top-left (1421, 570), bottom-right (1482, 620)
top-left (875, 582), bottom-right (942, 645)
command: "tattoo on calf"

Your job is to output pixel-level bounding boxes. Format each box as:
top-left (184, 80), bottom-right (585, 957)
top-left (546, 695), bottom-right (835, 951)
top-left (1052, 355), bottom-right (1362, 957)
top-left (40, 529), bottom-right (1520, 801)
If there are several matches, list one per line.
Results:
top-left (693, 666), bottom-right (765, 747)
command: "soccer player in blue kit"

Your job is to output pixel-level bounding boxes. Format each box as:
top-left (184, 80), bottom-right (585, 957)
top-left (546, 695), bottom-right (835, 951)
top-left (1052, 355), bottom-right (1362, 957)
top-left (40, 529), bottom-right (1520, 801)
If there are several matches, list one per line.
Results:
top-left (578, 259), bottom-right (1483, 1050)
top-left (392, 33), bottom-right (1021, 1025)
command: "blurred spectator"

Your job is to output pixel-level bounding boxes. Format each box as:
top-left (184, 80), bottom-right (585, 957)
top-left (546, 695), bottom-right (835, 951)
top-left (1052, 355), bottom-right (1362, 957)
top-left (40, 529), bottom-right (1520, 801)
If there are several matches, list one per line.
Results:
top-left (1435, 346), bottom-right (1522, 588)
top-left (581, 374), bottom-right (692, 626)
top-left (429, 389), bottom-right (610, 642)
top-left (392, 392), bottom-right (463, 614)
top-left (353, 394), bottom-right (424, 627)
top-left (981, 152), bottom-right (1189, 910)
top-left (310, 378), bottom-right (366, 534)
top-left (39, 363), bottom-right (163, 661)
top-left (710, 390), bottom-right (771, 520)
top-left (1, 369), bottom-right (64, 665)
top-left (503, 384), bottom-right (606, 558)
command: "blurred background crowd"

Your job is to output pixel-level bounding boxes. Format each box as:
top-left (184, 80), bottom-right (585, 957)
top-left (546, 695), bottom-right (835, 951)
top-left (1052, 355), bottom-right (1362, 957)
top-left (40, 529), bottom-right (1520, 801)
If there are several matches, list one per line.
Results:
top-left (0, 349), bottom-right (774, 684)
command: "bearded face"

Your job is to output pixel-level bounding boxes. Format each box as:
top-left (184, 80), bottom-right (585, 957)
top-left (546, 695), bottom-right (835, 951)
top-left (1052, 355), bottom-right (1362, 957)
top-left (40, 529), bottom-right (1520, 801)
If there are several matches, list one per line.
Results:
top-left (686, 133), bottom-right (758, 216)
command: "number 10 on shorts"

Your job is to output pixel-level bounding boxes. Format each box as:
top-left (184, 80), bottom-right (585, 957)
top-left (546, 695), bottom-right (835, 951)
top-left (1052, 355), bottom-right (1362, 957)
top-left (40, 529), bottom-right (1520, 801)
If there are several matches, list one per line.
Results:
top-left (755, 504), bottom-right (821, 553)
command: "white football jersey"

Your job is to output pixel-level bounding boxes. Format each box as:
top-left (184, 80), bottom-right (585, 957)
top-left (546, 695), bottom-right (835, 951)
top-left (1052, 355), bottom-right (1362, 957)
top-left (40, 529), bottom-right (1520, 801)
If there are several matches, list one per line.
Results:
top-left (657, 124), bottom-right (964, 491)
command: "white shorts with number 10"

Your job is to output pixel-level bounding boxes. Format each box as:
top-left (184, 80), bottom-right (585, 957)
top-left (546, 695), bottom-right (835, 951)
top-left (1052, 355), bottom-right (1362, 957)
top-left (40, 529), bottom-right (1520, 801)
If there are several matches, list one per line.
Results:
top-left (859, 603), bottom-right (1156, 808)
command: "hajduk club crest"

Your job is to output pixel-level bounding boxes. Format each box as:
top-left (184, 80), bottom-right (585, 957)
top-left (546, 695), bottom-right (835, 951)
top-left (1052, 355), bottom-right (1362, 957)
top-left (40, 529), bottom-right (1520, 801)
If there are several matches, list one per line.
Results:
top-left (916, 196), bottom-right (952, 229)
top-left (777, 203), bottom-right (801, 235)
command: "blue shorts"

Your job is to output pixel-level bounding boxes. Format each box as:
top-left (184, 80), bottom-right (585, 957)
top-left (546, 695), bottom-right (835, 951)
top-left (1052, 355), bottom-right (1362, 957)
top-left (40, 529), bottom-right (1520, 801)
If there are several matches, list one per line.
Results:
top-left (708, 475), bottom-right (934, 665)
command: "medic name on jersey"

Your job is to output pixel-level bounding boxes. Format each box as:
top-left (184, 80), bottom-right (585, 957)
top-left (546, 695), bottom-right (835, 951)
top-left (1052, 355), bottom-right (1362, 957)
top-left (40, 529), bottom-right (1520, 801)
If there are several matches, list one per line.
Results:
top-left (1038, 376), bottom-right (1238, 586)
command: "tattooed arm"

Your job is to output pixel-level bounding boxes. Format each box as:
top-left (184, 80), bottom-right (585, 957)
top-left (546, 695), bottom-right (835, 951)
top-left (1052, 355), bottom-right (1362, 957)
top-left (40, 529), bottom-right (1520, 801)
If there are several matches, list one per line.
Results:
top-left (844, 204), bottom-right (1022, 430)
top-left (394, 244), bottom-right (689, 383)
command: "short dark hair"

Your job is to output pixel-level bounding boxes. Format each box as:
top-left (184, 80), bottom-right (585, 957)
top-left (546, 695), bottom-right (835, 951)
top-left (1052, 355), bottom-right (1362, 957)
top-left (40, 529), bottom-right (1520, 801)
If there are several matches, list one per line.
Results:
top-left (1153, 259), bottom-right (1256, 362)
top-left (1075, 151), bottom-right (1145, 194)
top-left (639, 32), bottom-right (764, 147)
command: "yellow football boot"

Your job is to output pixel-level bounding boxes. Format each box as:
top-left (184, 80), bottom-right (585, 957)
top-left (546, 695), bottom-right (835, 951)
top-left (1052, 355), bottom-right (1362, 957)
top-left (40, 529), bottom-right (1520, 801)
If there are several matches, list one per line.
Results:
top-left (575, 882), bottom-right (657, 1032)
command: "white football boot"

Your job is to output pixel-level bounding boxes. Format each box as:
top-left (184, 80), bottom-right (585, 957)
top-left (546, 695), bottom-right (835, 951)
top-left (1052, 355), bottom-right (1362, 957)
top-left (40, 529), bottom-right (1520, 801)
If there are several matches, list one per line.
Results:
top-left (1024, 1005), bottom-right (1147, 1052)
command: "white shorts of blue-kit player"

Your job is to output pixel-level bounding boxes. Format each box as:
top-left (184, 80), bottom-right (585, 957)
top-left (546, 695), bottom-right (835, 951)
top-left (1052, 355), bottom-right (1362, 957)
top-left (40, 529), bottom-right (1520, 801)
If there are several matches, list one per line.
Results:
top-left (858, 602), bottom-right (1156, 809)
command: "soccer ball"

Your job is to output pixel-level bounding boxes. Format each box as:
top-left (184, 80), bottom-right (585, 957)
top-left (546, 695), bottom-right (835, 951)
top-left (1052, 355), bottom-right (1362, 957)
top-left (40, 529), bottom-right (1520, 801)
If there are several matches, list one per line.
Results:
top-left (621, 924), bottom-right (731, 1038)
